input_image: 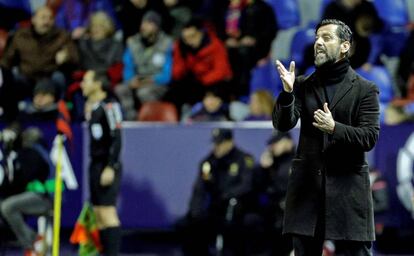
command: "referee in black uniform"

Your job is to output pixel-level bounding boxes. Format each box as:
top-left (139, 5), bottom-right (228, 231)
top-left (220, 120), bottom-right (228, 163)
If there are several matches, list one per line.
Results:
top-left (81, 70), bottom-right (123, 255)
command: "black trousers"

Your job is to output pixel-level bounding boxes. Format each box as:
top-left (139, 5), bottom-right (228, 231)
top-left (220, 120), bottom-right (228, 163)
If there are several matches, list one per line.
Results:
top-left (292, 235), bottom-right (372, 256)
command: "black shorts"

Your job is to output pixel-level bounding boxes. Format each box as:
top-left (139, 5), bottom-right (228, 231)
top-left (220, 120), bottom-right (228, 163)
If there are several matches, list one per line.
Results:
top-left (89, 160), bottom-right (122, 206)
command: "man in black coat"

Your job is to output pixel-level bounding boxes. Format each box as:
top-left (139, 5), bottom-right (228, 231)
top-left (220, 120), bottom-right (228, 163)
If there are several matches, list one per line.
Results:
top-left (273, 19), bottom-right (380, 255)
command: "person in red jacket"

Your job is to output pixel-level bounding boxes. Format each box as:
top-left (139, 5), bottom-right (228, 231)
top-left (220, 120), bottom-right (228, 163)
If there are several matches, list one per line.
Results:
top-left (164, 17), bottom-right (233, 115)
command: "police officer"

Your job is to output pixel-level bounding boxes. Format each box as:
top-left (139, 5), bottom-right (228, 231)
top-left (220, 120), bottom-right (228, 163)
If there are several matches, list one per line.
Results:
top-left (178, 128), bottom-right (255, 256)
top-left (249, 132), bottom-right (295, 255)
top-left (80, 70), bottom-right (123, 256)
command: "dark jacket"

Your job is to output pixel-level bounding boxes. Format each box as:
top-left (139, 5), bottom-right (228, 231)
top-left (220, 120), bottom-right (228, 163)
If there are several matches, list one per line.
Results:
top-left (1, 26), bottom-right (78, 80)
top-left (272, 68), bottom-right (380, 241)
top-left (189, 147), bottom-right (254, 219)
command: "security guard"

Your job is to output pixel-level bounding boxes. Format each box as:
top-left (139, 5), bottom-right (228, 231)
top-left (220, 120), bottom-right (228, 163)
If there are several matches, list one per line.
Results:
top-left (178, 128), bottom-right (255, 256)
top-left (248, 132), bottom-right (295, 255)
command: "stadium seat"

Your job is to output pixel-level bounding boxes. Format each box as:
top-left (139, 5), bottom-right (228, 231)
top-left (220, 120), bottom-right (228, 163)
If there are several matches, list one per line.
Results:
top-left (373, 0), bottom-right (409, 27)
top-left (137, 101), bottom-right (178, 122)
top-left (249, 60), bottom-right (282, 97)
top-left (265, 0), bottom-right (301, 30)
top-left (357, 66), bottom-right (394, 124)
top-left (356, 65), bottom-right (394, 103)
top-left (319, 0), bottom-right (333, 19)
top-left (0, 29), bottom-right (7, 57)
top-left (290, 27), bottom-right (315, 71)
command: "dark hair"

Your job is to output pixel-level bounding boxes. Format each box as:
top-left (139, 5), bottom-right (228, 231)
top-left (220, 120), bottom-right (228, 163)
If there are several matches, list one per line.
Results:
top-left (183, 16), bottom-right (204, 30)
top-left (316, 19), bottom-right (353, 51)
top-left (90, 70), bottom-right (110, 92)
top-left (34, 78), bottom-right (57, 97)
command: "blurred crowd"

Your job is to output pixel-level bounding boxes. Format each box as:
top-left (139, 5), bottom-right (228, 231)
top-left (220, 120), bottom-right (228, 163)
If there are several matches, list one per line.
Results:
top-left (0, 0), bottom-right (410, 126)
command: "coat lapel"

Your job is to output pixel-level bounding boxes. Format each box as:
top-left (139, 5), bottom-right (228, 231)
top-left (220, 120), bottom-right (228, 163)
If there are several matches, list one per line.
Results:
top-left (329, 69), bottom-right (356, 110)
top-left (309, 73), bottom-right (325, 106)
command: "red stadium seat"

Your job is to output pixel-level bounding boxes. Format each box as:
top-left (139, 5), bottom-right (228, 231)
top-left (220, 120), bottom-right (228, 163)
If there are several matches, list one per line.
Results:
top-left (0, 29), bottom-right (8, 58)
top-left (137, 101), bottom-right (178, 122)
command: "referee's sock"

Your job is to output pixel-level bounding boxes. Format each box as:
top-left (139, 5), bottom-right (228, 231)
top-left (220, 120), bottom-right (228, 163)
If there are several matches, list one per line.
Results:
top-left (100, 226), bottom-right (121, 256)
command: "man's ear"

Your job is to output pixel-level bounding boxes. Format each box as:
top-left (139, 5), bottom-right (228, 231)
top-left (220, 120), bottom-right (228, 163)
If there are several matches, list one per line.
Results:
top-left (341, 41), bottom-right (351, 55)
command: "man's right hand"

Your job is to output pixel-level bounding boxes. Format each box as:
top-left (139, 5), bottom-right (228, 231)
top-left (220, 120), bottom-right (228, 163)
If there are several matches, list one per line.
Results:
top-left (276, 60), bottom-right (295, 93)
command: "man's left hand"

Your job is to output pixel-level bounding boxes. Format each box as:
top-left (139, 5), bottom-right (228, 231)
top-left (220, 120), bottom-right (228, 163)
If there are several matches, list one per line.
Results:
top-left (313, 103), bottom-right (335, 134)
top-left (100, 166), bottom-right (115, 186)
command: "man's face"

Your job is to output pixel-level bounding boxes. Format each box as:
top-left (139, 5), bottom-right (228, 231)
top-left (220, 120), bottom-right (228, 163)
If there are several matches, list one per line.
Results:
top-left (203, 93), bottom-right (222, 113)
top-left (80, 71), bottom-right (99, 98)
top-left (140, 20), bottom-right (158, 39)
top-left (182, 27), bottom-right (203, 49)
top-left (32, 7), bottom-right (54, 35)
top-left (213, 140), bottom-right (233, 158)
top-left (314, 24), bottom-right (344, 67)
top-left (33, 92), bottom-right (55, 109)
top-left (130, 0), bottom-right (147, 8)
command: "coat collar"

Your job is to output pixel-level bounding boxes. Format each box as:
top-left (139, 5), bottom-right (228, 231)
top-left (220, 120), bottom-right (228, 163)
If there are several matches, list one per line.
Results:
top-left (308, 68), bottom-right (357, 111)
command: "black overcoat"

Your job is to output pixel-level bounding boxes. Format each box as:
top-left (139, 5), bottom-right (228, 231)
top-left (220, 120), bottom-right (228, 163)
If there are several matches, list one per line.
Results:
top-left (272, 68), bottom-right (380, 241)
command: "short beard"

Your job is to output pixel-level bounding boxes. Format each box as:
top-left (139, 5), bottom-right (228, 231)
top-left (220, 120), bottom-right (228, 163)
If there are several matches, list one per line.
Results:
top-left (314, 50), bottom-right (340, 67)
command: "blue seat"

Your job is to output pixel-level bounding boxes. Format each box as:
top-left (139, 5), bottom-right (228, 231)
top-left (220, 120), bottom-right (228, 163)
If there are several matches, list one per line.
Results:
top-left (373, 0), bottom-right (409, 27)
top-left (265, 0), bottom-right (301, 30)
top-left (249, 60), bottom-right (282, 97)
top-left (381, 29), bottom-right (409, 57)
top-left (356, 66), bottom-right (394, 124)
top-left (290, 27), bottom-right (315, 70)
top-left (319, 0), bottom-right (334, 19)
top-left (356, 66), bottom-right (394, 103)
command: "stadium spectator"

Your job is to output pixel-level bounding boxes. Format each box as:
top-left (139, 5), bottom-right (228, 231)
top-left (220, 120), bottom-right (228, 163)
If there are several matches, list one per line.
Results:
top-left (162, 0), bottom-right (192, 38)
top-left (1, 6), bottom-right (79, 101)
top-left (244, 89), bottom-right (274, 121)
top-left (322, 0), bottom-right (384, 69)
top-left (116, 0), bottom-right (171, 42)
top-left (77, 11), bottom-right (123, 75)
top-left (224, 0), bottom-right (277, 97)
top-left (189, 87), bottom-right (230, 122)
top-left (18, 79), bottom-right (59, 122)
top-left (115, 11), bottom-right (173, 120)
top-left (54, 0), bottom-right (118, 39)
top-left (164, 17), bottom-right (232, 115)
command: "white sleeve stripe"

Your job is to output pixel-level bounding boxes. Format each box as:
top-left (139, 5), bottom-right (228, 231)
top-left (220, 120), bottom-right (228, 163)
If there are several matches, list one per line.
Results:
top-left (104, 104), bottom-right (116, 131)
top-left (113, 103), bottom-right (123, 124)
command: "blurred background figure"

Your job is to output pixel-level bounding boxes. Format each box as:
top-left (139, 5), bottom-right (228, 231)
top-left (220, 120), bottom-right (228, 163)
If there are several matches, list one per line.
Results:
top-left (164, 17), bottom-right (233, 116)
top-left (0, 126), bottom-right (53, 256)
top-left (116, 0), bottom-right (171, 42)
top-left (188, 87), bottom-right (231, 122)
top-left (80, 70), bottom-right (123, 256)
top-left (162, 0), bottom-right (192, 39)
top-left (244, 89), bottom-right (274, 121)
top-left (18, 79), bottom-right (59, 122)
top-left (77, 11), bottom-right (123, 76)
top-left (322, 0), bottom-right (384, 70)
top-left (116, 10), bottom-right (173, 120)
top-left (1, 6), bottom-right (78, 108)
top-left (242, 132), bottom-right (294, 256)
top-left (176, 128), bottom-right (255, 256)
top-left (224, 0), bottom-right (278, 98)
top-left (54, 0), bottom-right (118, 40)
